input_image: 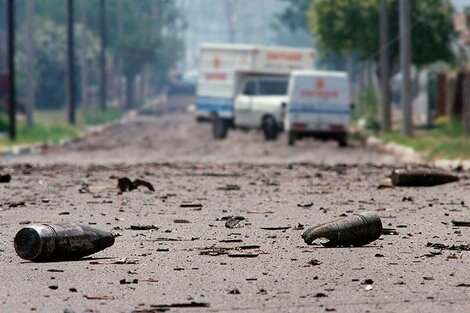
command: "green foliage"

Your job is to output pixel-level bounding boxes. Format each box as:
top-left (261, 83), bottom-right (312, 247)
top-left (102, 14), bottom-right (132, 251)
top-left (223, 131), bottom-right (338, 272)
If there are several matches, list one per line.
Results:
top-left (381, 118), bottom-right (470, 159)
top-left (13, 0), bottom-right (185, 112)
top-left (0, 119), bottom-right (78, 147)
top-left (308, 0), bottom-right (455, 68)
top-left (356, 85), bottom-right (381, 132)
top-left (82, 108), bottom-right (123, 126)
top-left (275, 0), bottom-right (311, 31)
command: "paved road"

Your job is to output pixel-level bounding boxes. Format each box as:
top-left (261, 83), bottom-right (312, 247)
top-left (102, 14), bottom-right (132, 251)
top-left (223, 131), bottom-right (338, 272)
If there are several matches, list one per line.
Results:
top-left (4, 96), bottom-right (405, 166)
top-left (0, 97), bottom-right (468, 313)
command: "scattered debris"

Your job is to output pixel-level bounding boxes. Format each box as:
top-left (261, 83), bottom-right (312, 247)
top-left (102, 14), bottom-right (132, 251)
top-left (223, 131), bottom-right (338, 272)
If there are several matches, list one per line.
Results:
top-left (179, 203), bottom-right (203, 208)
top-left (457, 283), bottom-right (470, 287)
top-left (120, 278), bottom-right (139, 284)
top-left (228, 288), bottom-right (241, 295)
top-left (451, 220), bottom-right (470, 227)
top-left (89, 258), bottom-right (138, 265)
top-left (14, 224), bottom-right (115, 262)
top-left (129, 224), bottom-right (158, 230)
top-left (302, 212), bottom-right (382, 247)
top-left (148, 302), bottom-right (209, 310)
top-left (426, 242), bottom-right (470, 251)
top-left (199, 247), bottom-right (230, 256)
top-left (84, 295), bottom-right (115, 300)
top-left (219, 239), bottom-right (243, 243)
top-left (238, 245), bottom-right (260, 250)
top-left (225, 216), bottom-right (246, 228)
top-left (118, 177), bottom-right (155, 193)
top-left (217, 184), bottom-right (241, 191)
top-left (381, 228), bottom-right (399, 235)
top-left (246, 209), bottom-right (274, 214)
top-left (260, 226), bottom-right (290, 231)
top-left (174, 219), bottom-right (190, 224)
top-left (310, 259), bottom-right (321, 266)
top-left (391, 169), bottom-right (459, 187)
top-left (297, 202), bottom-right (313, 208)
top-left (0, 174), bottom-right (11, 183)
top-left (377, 179), bottom-right (393, 189)
top-left (227, 253), bottom-right (259, 258)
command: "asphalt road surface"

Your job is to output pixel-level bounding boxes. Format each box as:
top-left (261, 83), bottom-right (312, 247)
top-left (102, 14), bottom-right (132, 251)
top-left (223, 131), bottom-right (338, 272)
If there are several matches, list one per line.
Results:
top-left (3, 95), bottom-right (403, 166)
top-left (0, 96), bottom-right (468, 313)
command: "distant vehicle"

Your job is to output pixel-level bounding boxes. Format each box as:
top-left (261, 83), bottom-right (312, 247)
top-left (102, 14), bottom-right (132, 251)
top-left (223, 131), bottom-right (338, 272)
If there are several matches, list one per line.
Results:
top-left (196, 43), bottom-right (315, 140)
top-left (285, 70), bottom-right (350, 147)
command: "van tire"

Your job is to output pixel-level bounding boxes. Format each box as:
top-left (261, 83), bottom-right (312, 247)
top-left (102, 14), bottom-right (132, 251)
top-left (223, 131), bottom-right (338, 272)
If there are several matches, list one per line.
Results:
top-left (288, 131), bottom-right (296, 146)
top-left (337, 134), bottom-right (348, 147)
top-left (263, 116), bottom-right (279, 141)
top-left (212, 117), bottom-right (228, 139)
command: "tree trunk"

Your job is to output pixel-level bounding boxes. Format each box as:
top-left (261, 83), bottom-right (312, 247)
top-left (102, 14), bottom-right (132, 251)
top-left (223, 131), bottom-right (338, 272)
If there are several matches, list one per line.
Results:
top-left (125, 73), bottom-right (135, 110)
top-left (25, 0), bottom-right (34, 127)
top-left (80, 0), bottom-right (88, 111)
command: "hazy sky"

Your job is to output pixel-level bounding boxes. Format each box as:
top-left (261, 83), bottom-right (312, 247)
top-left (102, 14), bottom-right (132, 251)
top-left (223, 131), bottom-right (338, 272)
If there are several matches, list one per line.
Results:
top-left (454, 0), bottom-right (470, 10)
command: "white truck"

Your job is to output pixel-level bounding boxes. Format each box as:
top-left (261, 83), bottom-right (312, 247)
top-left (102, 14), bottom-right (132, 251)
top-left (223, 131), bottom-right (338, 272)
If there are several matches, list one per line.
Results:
top-left (285, 70), bottom-right (350, 147)
top-left (196, 43), bottom-right (315, 140)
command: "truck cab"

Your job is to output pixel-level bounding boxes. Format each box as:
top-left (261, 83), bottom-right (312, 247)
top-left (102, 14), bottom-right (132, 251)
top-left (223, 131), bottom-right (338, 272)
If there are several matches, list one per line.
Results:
top-left (234, 75), bottom-right (288, 140)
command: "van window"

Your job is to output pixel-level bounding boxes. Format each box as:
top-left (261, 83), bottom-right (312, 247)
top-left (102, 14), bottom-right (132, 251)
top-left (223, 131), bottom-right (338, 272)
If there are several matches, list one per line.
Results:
top-left (258, 79), bottom-right (288, 95)
top-left (243, 81), bottom-right (256, 95)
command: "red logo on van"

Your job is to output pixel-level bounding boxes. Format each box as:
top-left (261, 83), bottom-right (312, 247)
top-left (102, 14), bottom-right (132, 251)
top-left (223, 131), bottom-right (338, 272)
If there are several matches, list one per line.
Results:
top-left (315, 79), bottom-right (325, 89)
top-left (300, 79), bottom-right (338, 98)
top-left (213, 57), bottom-right (221, 69)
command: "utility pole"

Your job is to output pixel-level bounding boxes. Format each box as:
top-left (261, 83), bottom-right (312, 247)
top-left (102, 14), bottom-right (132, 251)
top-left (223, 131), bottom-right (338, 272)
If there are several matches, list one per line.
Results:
top-left (99, 0), bottom-right (107, 112)
top-left (463, 72), bottom-right (470, 137)
top-left (26, 0), bottom-right (35, 127)
top-left (67, 0), bottom-right (76, 125)
top-left (400, 0), bottom-right (412, 136)
top-left (380, 0), bottom-right (390, 133)
top-left (7, 0), bottom-right (16, 140)
top-left (80, 0), bottom-right (89, 111)
top-left (116, 0), bottom-right (123, 108)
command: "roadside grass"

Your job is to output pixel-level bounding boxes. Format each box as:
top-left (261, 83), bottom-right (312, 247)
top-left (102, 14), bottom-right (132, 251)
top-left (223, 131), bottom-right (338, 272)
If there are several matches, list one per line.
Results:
top-left (0, 108), bottom-right (124, 148)
top-left (380, 118), bottom-right (470, 160)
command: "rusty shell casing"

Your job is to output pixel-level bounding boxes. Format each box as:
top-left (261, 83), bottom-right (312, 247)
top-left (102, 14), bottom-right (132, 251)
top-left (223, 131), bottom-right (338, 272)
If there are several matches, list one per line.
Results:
top-left (391, 169), bottom-right (459, 187)
top-left (14, 224), bottom-right (115, 262)
top-left (301, 212), bottom-right (382, 247)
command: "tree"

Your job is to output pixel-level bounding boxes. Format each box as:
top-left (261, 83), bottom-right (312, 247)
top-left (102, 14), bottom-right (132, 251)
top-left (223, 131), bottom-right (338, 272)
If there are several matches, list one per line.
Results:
top-left (308, 0), bottom-right (455, 68)
top-left (275, 0), bottom-right (311, 32)
top-left (116, 34), bottom-right (158, 109)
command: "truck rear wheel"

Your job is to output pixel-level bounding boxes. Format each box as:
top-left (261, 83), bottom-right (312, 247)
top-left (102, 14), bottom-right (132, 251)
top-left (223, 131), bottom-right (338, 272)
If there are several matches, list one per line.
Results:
top-left (337, 134), bottom-right (348, 147)
top-left (212, 116), bottom-right (229, 139)
top-left (288, 131), bottom-right (296, 146)
top-left (263, 116), bottom-right (279, 141)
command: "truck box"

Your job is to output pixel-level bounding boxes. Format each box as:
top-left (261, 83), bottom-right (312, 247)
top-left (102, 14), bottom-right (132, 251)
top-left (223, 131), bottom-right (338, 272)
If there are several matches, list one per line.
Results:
top-left (285, 70), bottom-right (350, 146)
top-left (196, 44), bottom-right (314, 122)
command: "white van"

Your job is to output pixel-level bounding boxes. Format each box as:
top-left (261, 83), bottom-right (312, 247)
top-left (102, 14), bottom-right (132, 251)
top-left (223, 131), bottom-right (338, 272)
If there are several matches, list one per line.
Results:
top-left (196, 44), bottom-right (315, 140)
top-left (285, 70), bottom-right (350, 147)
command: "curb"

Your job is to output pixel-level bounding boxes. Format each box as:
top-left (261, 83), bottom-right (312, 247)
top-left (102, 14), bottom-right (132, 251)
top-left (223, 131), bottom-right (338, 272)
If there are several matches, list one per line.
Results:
top-left (366, 135), bottom-right (470, 170)
top-left (0, 109), bottom-right (138, 159)
top-left (365, 136), bottom-right (423, 163)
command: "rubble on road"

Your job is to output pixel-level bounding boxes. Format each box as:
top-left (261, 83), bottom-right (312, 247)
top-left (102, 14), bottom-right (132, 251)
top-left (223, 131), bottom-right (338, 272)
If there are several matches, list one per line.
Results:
top-left (302, 212), bottom-right (382, 247)
top-left (14, 223), bottom-right (115, 262)
top-left (390, 168), bottom-right (459, 187)
top-left (118, 177), bottom-right (155, 193)
top-left (0, 174), bottom-right (11, 183)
